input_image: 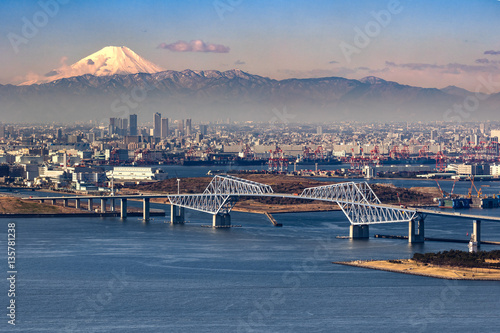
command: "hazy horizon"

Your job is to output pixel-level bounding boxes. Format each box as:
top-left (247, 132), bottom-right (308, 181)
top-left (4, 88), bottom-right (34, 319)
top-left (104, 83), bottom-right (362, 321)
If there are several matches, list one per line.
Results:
top-left (1, 0), bottom-right (500, 92)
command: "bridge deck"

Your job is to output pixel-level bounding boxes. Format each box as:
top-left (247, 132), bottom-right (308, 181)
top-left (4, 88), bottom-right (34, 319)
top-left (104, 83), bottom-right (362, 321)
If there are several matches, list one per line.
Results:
top-left (23, 193), bottom-right (500, 222)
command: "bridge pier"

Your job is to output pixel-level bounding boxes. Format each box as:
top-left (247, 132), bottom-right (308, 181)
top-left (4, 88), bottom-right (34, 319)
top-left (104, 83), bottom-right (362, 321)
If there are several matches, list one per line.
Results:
top-left (110, 199), bottom-right (115, 212)
top-left (350, 224), bottom-right (369, 239)
top-left (101, 198), bottom-right (107, 213)
top-left (52, 199), bottom-right (57, 205)
top-left (88, 198), bottom-right (93, 211)
top-left (170, 205), bottom-right (185, 224)
top-left (408, 218), bottom-right (425, 243)
top-left (75, 199), bottom-right (81, 209)
top-left (63, 198), bottom-right (69, 207)
top-left (120, 199), bottom-right (127, 219)
top-left (39, 199), bottom-right (44, 204)
top-left (143, 198), bottom-right (150, 221)
top-left (213, 213), bottom-right (231, 228)
top-left (472, 220), bottom-right (481, 247)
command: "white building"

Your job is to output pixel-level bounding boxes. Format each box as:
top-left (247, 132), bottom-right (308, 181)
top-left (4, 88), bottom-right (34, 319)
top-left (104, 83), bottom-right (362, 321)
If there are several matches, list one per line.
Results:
top-left (490, 129), bottom-right (500, 139)
top-left (491, 164), bottom-right (500, 176)
top-left (107, 167), bottom-right (168, 181)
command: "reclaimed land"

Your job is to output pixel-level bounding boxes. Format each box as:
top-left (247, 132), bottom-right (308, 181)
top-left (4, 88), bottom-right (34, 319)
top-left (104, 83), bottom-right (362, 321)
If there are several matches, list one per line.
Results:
top-left (0, 196), bottom-right (84, 215)
top-left (335, 250), bottom-right (500, 281)
top-left (123, 174), bottom-right (438, 213)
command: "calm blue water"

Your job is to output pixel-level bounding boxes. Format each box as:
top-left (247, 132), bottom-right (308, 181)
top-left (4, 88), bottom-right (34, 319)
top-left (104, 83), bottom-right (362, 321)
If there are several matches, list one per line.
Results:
top-left (2, 176), bottom-right (500, 332)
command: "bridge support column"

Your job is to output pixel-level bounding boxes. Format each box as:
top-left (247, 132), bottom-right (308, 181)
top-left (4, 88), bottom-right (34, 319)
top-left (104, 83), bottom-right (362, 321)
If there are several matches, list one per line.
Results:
top-left (143, 198), bottom-right (150, 221)
top-left (63, 198), bottom-right (69, 207)
top-left (75, 199), bottom-right (81, 209)
top-left (170, 205), bottom-right (185, 224)
top-left (39, 199), bottom-right (44, 204)
top-left (350, 225), bottom-right (369, 239)
top-left (213, 213), bottom-right (231, 228)
top-left (52, 199), bottom-right (57, 205)
top-left (88, 199), bottom-right (93, 211)
top-left (120, 199), bottom-right (127, 219)
top-left (100, 199), bottom-right (107, 213)
top-left (110, 199), bottom-right (115, 212)
top-left (472, 220), bottom-right (481, 247)
top-left (409, 218), bottom-right (425, 243)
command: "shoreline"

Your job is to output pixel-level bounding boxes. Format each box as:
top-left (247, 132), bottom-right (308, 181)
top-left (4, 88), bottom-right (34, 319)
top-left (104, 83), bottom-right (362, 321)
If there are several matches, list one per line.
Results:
top-left (334, 259), bottom-right (500, 281)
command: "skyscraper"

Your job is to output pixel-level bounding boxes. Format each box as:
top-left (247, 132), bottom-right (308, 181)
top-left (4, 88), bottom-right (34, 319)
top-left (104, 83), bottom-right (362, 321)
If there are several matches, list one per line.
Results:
top-left (161, 118), bottom-right (169, 138)
top-left (109, 117), bottom-right (117, 135)
top-left (129, 114), bottom-right (138, 136)
top-left (154, 112), bottom-right (161, 138)
top-left (0, 124), bottom-right (4, 139)
top-left (185, 118), bottom-right (192, 136)
top-left (122, 119), bottom-right (128, 136)
top-left (177, 119), bottom-right (184, 135)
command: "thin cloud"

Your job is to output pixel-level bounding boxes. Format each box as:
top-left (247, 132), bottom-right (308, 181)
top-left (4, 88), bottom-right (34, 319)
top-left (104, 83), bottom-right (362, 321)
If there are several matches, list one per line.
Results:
top-left (158, 40), bottom-right (230, 53)
top-left (278, 67), bottom-right (358, 78)
top-left (386, 61), bottom-right (500, 74)
top-left (385, 61), bottom-right (443, 70)
top-left (44, 70), bottom-right (59, 77)
top-left (475, 58), bottom-right (489, 64)
top-left (234, 60), bottom-right (245, 65)
top-left (484, 50), bottom-right (500, 55)
top-left (328, 60), bottom-right (339, 64)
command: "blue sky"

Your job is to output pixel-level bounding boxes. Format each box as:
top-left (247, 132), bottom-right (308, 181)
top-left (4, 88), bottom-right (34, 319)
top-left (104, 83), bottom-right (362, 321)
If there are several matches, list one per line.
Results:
top-left (1, 0), bottom-right (500, 91)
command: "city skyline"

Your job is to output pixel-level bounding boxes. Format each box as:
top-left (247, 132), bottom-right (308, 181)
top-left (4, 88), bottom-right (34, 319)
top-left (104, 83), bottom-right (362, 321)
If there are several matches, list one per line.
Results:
top-left (1, 1), bottom-right (500, 92)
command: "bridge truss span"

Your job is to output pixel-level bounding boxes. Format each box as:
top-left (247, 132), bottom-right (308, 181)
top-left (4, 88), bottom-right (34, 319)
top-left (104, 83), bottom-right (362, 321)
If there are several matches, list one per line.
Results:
top-left (168, 175), bottom-right (273, 215)
top-left (299, 181), bottom-right (381, 205)
top-left (340, 202), bottom-right (417, 225)
top-left (203, 175), bottom-right (274, 195)
top-left (299, 181), bottom-right (417, 224)
top-left (168, 193), bottom-right (238, 215)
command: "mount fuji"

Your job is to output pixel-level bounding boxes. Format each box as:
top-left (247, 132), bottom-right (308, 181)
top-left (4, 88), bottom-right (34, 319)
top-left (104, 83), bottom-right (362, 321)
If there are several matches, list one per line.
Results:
top-left (21, 46), bottom-right (164, 85)
top-left (2, 46), bottom-right (499, 123)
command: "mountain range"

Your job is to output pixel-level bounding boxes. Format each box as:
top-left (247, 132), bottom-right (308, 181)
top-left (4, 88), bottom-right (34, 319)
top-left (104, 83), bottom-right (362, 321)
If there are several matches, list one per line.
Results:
top-left (1, 46), bottom-right (499, 123)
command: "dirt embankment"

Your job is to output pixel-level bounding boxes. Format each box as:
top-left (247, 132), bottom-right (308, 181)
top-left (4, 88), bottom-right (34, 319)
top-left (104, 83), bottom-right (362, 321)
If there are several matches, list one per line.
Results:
top-left (0, 196), bottom-right (83, 214)
top-left (335, 259), bottom-right (500, 281)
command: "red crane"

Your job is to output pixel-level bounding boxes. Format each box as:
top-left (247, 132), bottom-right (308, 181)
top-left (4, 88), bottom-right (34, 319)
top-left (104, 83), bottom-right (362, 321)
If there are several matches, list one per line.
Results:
top-left (435, 151), bottom-right (447, 172)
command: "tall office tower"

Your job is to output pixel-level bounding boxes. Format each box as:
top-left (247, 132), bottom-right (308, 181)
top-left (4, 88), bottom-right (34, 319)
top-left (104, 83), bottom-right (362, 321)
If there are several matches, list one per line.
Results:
top-left (154, 112), bottom-right (162, 138)
top-left (431, 130), bottom-right (438, 141)
top-left (316, 126), bottom-right (323, 135)
top-left (480, 123), bottom-right (489, 134)
top-left (129, 114), bottom-right (138, 136)
top-left (200, 124), bottom-right (208, 135)
top-left (0, 124), bottom-right (4, 139)
top-left (109, 117), bottom-right (117, 134)
top-left (161, 118), bottom-right (169, 138)
top-left (474, 134), bottom-right (480, 145)
top-left (121, 119), bottom-right (128, 136)
top-left (177, 119), bottom-right (184, 135)
top-left (185, 118), bottom-right (192, 136)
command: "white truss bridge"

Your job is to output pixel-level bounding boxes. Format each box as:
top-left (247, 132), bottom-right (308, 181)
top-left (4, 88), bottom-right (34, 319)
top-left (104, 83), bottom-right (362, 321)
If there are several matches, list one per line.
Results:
top-left (167, 175), bottom-right (418, 225)
top-left (25, 174), bottom-right (500, 242)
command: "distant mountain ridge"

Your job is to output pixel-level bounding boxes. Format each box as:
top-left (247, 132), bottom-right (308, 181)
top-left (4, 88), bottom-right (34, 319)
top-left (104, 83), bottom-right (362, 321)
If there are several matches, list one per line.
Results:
top-left (2, 45), bottom-right (499, 123)
top-left (2, 68), bottom-right (499, 123)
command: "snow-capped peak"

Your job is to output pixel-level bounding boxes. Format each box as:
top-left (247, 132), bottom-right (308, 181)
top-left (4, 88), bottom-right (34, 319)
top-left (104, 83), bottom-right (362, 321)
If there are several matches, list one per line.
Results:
top-left (20, 46), bottom-right (164, 85)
